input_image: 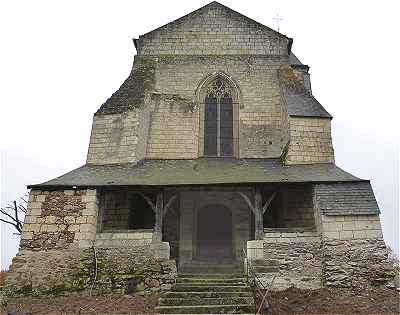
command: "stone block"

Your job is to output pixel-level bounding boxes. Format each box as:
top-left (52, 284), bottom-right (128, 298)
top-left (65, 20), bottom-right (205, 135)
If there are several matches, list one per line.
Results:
top-left (96, 233), bottom-right (112, 240)
top-left (365, 229), bottom-right (383, 239)
top-left (323, 222), bottom-right (342, 232)
top-left (324, 231), bottom-right (340, 239)
top-left (342, 221), bottom-right (356, 231)
top-left (78, 240), bottom-right (94, 248)
top-left (46, 225), bottom-right (59, 232)
top-left (21, 231), bottom-right (33, 240)
top-left (127, 232), bottom-right (143, 239)
top-left (112, 233), bottom-right (128, 239)
top-left (339, 230), bottom-right (354, 240)
top-left (353, 230), bottom-right (367, 239)
top-left (24, 216), bottom-right (37, 224)
top-left (151, 242), bottom-right (170, 260)
top-left (64, 216), bottom-right (76, 224)
top-left (265, 232), bottom-right (281, 238)
top-left (76, 216), bottom-right (87, 224)
top-left (28, 207), bottom-right (41, 216)
top-left (80, 224), bottom-right (95, 233)
top-left (68, 224), bottom-right (80, 232)
top-left (82, 206), bottom-right (97, 216)
top-left (29, 202), bottom-right (42, 209)
top-left (45, 216), bottom-right (57, 224)
top-left (35, 195), bottom-right (47, 202)
top-left (247, 240), bottom-right (264, 260)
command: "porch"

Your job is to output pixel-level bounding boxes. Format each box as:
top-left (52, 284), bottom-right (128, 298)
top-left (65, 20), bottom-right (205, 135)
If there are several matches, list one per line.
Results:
top-left (95, 183), bottom-right (317, 270)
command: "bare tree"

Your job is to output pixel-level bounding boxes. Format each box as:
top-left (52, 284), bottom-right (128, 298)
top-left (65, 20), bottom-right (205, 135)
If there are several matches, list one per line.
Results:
top-left (0, 195), bottom-right (28, 235)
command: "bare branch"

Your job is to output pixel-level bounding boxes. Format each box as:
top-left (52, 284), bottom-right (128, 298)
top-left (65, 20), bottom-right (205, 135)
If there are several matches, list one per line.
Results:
top-left (0, 208), bottom-right (18, 223)
top-left (0, 218), bottom-right (19, 229)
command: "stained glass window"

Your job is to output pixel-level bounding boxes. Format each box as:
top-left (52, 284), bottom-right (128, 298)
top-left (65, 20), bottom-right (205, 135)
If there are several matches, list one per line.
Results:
top-left (204, 80), bottom-right (233, 157)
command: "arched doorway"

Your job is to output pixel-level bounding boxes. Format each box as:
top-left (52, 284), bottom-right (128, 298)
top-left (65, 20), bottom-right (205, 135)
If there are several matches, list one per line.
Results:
top-left (196, 204), bottom-right (234, 261)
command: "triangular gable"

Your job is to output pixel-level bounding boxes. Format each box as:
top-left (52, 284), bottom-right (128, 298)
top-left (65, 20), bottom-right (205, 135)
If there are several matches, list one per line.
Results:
top-left (135, 2), bottom-right (292, 56)
top-left (140, 2), bottom-right (289, 40)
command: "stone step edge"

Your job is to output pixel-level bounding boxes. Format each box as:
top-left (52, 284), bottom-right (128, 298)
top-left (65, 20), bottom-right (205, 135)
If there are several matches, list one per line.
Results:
top-left (178, 273), bottom-right (244, 276)
top-left (158, 298), bottom-right (254, 306)
top-left (162, 291), bottom-right (253, 296)
top-left (155, 303), bottom-right (253, 310)
top-left (177, 277), bottom-right (246, 281)
top-left (173, 283), bottom-right (247, 287)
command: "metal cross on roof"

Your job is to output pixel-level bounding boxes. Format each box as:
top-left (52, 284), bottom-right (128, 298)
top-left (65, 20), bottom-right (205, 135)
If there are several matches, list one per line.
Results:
top-left (273, 13), bottom-right (283, 32)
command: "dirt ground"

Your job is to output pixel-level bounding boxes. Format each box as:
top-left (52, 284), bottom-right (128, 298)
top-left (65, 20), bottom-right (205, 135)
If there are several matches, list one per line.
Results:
top-left (259, 287), bottom-right (400, 314)
top-left (1, 287), bottom-right (399, 314)
top-left (1, 293), bottom-right (158, 314)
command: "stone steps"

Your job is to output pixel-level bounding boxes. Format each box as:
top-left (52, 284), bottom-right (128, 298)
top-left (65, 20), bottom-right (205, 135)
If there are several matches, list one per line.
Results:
top-left (159, 297), bottom-right (253, 306)
top-left (162, 291), bottom-right (253, 298)
top-left (156, 273), bottom-right (254, 314)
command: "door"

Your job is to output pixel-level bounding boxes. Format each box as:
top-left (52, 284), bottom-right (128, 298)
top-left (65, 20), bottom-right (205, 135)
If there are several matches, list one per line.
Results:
top-left (196, 204), bottom-right (233, 261)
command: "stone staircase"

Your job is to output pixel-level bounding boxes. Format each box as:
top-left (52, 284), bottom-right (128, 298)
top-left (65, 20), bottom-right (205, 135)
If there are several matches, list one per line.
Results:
top-left (156, 273), bottom-right (254, 314)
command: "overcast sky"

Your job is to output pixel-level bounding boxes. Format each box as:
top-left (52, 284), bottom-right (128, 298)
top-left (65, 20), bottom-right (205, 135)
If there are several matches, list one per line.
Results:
top-left (1, 0), bottom-right (399, 269)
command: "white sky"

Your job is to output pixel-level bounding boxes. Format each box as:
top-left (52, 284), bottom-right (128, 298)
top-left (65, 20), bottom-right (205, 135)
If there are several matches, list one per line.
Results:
top-left (1, 0), bottom-right (399, 269)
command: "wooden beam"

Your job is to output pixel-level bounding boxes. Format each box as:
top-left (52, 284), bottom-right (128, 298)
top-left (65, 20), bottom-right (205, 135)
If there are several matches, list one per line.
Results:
top-left (136, 192), bottom-right (156, 213)
top-left (163, 194), bottom-right (178, 217)
top-left (262, 191), bottom-right (277, 214)
top-left (254, 188), bottom-right (264, 240)
top-left (152, 191), bottom-right (164, 243)
top-left (239, 192), bottom-right (256, 215)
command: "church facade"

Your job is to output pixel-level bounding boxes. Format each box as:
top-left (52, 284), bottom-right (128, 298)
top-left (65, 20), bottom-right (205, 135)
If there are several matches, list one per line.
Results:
top-left (6, 2), bottom-right (393, 295)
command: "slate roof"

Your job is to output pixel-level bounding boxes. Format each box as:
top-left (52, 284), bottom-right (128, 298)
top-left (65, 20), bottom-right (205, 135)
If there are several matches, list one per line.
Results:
top-left (289, 52), bottom-right (304, 67)
top-left (28, 158), bottom-right (363, 189)
top-left (283, 86), bottom-right (332, 118)
top-left (315, 182), bottom-right (380, 215)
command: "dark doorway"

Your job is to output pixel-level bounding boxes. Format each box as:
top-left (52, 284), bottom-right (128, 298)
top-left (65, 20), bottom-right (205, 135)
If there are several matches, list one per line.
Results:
top-left (196, 204), bottom-right (234, 261)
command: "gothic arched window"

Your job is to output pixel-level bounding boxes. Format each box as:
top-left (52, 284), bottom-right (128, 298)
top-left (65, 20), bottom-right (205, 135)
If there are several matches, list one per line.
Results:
top-left (204, 80), bottom-right (233, 157)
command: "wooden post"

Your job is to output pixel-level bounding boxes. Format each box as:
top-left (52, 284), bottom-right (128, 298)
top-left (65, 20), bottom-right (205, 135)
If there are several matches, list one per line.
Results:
top-left (254, 188), bottom-right (264, 240)
top-left (153, 191), bottom-right (164, 243)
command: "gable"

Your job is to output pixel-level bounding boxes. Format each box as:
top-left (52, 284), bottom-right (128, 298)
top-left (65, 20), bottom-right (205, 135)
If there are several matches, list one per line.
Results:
top-left (135, 2), bottom-right (292, 56)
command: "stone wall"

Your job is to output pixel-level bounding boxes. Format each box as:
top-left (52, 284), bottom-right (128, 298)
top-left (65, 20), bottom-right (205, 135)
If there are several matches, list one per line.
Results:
top-left (6, 247), bottom-right (176, 296)
top-left (136, 3), bottom-right (290, 56)
top-left (261, 235), bottom-right (323, 290)
top-left (86, 110), bottom-right (142, 165)
top-left (322, 238), bottom-right (394, 288)
top-left (95, 231), bottom-right (153, 248)
top-left (281, 184), bottom-right (315, 228)
top-left (152, 55), bottom-right (289, 159)
top-left (146, 93), bottom-right (197, 159)
top-left (285, 117), bottom-right (334, 164)
top-left (101, 190), bottom-right (130, 230)
top-left (21, 189), bottom-right (98, 250)
top-left (321, 214), bottom-right (383, 240)
top-left (259, 232), bottom-right (394, 290)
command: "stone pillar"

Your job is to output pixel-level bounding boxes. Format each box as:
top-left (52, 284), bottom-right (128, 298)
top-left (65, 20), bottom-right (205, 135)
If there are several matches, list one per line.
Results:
top-left (19, 188), bottom-right (99, 250)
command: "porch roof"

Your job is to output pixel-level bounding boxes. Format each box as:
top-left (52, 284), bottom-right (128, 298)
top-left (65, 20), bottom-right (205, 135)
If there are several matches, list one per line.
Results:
top-left (28, 158), bottom-right (364, 189)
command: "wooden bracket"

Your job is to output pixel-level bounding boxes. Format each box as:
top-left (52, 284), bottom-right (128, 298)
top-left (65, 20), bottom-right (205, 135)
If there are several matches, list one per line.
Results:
top-left (162, 194), bottom-right (178, 217)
